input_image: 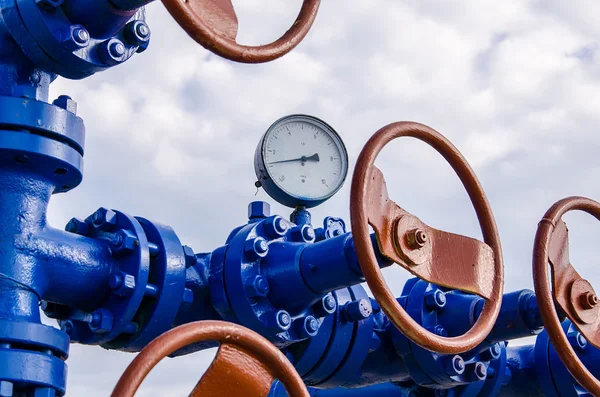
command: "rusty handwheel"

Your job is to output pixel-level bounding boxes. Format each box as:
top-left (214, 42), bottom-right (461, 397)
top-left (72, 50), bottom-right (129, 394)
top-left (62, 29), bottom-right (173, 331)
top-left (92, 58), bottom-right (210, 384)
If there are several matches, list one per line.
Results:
top-left (161, 0), bottom-right (320, 63)
top-left (112, 320), bottom-right (309, 397)
top-left (350, 121), bottom-right (504, 354)
top-left (533, 197), bottom-right (600, 395)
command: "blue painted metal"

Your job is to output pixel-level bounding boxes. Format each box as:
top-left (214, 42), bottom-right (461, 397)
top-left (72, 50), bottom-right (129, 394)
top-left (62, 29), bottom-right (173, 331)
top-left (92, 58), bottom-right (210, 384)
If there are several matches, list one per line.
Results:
top-left (2, 0), bottom-right (150, 79)
top-left (1, 2), bottom-right (600, 395)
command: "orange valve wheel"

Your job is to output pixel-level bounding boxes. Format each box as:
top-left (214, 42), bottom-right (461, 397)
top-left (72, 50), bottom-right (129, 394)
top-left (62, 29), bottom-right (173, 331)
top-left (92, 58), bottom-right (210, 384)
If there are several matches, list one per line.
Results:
top-left (350, 121), bottom-right (504, 355)
top-left (532, 196), bottom-right (600, 395)
top-left (161, 0), bottom-right (321, 63)
top-left (112, 320), bottom-right (309, 397)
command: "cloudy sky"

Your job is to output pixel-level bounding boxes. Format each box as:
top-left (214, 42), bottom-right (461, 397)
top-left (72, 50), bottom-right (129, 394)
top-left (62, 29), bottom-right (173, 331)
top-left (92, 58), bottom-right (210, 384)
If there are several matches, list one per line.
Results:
top-left (44, 1), bottom-right (600, 395)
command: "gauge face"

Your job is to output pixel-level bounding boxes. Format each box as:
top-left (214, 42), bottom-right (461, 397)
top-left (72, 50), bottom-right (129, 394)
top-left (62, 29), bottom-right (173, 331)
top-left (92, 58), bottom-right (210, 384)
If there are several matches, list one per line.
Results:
top-left (254, 115), bottom-right (349, 208)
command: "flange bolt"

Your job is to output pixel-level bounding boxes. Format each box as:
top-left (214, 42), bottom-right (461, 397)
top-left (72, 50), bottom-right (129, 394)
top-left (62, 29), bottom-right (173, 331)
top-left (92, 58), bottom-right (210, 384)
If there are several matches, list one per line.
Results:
top-left (314, 294), bottom-right (337, 317)
top-left (62, 25), bottom-right (90, 51)
top-left (89, 309), bottom-right (113, 334)
top-left (443, 355), bottom-right (465, 376)
top-left (568, 330), bottom-right (588, 352)
top-left (291, 225), bottom-right (315, 243)
top-left (245, 275), bottom-right (270, 298)
top-left (111, 229), bottom-right (139, 256)
top-left (264, 216), bottom-right (289, 238)
top-left (65, 218), bottom-right (89, 235)
top-left (480, 343), bottom-right (502, 361)
top-left (98, 39), bottom-right (127, 65)
top-left (124, 21), bottom-right (151, 46)
top-left (264, 310), bottom-right (292, 334)
top-left (343, 298), bottom-right (372, 322)
top-left (89, 208), bottom-right (117, 230)
top-left (109, 272), bottom-right (136, 297)
top-left (295, 315), bottom-right (319, 338)
top-left (466, 361), bottom-right (487, 381)
top-left (244, 238), bottom-right (269, 260)
top-left (425, 289), bottom-right (446, 311)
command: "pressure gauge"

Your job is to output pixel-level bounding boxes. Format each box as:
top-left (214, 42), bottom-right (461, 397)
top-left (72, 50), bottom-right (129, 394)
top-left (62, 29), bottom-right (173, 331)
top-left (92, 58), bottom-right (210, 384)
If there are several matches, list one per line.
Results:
top-left (254, 115), bottom-right (349, 208)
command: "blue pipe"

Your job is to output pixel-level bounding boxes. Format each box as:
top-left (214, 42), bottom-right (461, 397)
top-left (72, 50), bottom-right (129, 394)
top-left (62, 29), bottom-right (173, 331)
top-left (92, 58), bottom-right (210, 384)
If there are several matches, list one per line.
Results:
top-left (300, 233), bottom-right (392, 295)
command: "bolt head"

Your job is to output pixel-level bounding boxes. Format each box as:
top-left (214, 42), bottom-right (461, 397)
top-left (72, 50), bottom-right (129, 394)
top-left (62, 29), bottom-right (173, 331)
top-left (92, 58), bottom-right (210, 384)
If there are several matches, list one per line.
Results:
top-left (124, 21), bottom-right (151, 46)
top-left (303, 227), bottom-right (316, 242)
top-left (98, 39), bottom-right (127, 65)
top-left (244, 238), bottom-right (269, 260)
top-left (182, 245), bottom-right (197, 268)
top-left (277, 311), bottom-right (291, 328)
top-left (111, 42), bottom-right (125, 57)
top-left (291, 225), bottom-right (316, 243)
top-left (264, 216), bottom-right (288, 238)
top-left (89, 208), bottom-right (117, 230)
top-left (89, 309), bottom-right (113, 334)
top-left (74, 27), bottom-right (89, 44)
top-left (137, 24), bottom-right (150, 38)
top-left (481, 343), bottom-right (502, 361)
top-left (473, 362), bottom-right (487, 380)
top-left (568, 330), bottom-right (588, 351)
top-left (62, 25), bottom-right (89, 51)
top-left (313, 294), bottom-right (337, 317)
top-left (453, 356), bottom-right (465, 373)
top-left (263, 310), bottom-right (291, 334)
top-left (53, 95), bottom-right (77, 114)
top-left (344, 298), bottom-right (372, 322)
top-left (324, 295), bottom-right (337, 311)
top-left (581, 291), bottom-right (599, 309)
top-left (109, 272), bottom-right (136, 296)
top-left (248, 201), bottom-right (271, 220)
top-left (295, 315), bottom-right (319, 338)
top-left (406, 229), bottom-right (428, 249)
top-left (443, 355), bottom-right (466, 376)
top-left (65, 218), bottom-right (88, 235)
top-left (111, 229), bottom-right (139, 256)
top-left (425, 289), bottom-right (446, 310)
top-left (306, 317), bottom-right (319, 333)
top-left (245, 275), bottom-right (270, 298)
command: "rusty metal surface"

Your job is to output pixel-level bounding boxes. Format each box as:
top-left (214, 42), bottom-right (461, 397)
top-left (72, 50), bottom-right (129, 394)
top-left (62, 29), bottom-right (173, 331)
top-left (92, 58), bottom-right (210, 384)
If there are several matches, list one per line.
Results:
top-left (161, 0), bottom-right (321, 63)
top-left (190, 344), bottom-right (274, 397)
top-left (350, 121), bottom-right (504, 355)
top-left (111, 320), bottom-right (309, 397)
top-left (367, 166), bottom-right (495, 299)
top-left (533, 196), bottom-right (600, 395)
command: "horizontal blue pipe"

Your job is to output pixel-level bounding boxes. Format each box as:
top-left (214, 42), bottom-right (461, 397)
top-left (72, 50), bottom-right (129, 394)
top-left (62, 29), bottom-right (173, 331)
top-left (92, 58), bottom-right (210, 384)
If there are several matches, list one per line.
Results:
top-left (300, 233), bottom-right (392, 295)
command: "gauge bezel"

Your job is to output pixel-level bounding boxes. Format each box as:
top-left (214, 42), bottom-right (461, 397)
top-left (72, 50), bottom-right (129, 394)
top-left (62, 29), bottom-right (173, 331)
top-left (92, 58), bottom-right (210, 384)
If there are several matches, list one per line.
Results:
top-left (254, 114), bottom-right (349, 209)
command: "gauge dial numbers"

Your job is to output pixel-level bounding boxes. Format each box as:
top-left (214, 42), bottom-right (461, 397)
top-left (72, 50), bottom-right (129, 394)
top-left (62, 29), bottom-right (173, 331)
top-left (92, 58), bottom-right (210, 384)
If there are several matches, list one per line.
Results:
top-left (254, 115), bottom-right (349, 208)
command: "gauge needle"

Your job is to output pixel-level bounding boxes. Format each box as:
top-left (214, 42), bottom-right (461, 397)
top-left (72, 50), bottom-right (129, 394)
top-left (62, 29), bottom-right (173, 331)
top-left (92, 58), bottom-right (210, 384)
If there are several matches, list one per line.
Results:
top-left (269, 153), bottom-right (320, 164)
